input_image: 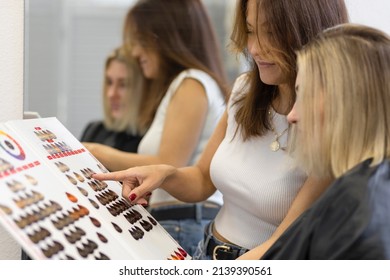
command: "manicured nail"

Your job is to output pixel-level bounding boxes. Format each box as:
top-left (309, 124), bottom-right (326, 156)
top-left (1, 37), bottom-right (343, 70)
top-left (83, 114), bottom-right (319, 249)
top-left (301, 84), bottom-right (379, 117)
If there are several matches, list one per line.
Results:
top-left (129, 193), bottom-right (137, 201)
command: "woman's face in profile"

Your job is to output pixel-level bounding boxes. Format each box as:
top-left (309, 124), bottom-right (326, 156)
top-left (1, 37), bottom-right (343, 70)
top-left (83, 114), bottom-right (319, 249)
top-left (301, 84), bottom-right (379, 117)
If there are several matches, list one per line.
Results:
top-left (246, 0), bottom-right (287, 86)
top-left (288, 64), bottom-right (324, 135)
top-left (287, 67), bottom-right (302, 124)
top-left (130, 38), bottom-right (160, 80)
top-left (105, 59), bottom-right (129, 120)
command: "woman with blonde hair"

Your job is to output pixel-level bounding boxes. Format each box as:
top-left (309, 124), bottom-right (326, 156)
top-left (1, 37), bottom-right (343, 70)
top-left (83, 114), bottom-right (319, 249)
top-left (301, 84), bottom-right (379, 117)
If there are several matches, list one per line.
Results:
top-left (80, 46), bottom-right (145, 152)
top-left (263, 24), bottom-right (390, 259)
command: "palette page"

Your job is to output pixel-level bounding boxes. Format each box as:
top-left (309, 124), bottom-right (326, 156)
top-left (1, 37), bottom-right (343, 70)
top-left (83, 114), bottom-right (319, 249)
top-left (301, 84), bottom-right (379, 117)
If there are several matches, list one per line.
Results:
top-left (0, 117), bottom-right (189, 260)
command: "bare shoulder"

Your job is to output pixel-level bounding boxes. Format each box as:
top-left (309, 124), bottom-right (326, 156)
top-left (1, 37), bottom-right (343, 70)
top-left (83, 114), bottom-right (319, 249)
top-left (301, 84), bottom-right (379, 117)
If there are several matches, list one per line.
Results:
top-left (175, 77), bottom-right (206, 97)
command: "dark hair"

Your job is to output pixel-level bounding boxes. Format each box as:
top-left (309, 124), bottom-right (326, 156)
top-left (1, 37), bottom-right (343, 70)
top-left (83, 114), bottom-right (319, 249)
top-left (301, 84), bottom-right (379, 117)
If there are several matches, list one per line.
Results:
top-left (123, 0), bottom-right (229, 129)
top-left (230, 0), bottom-right (349, 140)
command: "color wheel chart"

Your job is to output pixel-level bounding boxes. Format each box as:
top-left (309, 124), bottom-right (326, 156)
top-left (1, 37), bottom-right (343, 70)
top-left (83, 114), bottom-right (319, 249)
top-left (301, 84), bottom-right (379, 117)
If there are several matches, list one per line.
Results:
top-left (0, 130), bottom-right (26, 161)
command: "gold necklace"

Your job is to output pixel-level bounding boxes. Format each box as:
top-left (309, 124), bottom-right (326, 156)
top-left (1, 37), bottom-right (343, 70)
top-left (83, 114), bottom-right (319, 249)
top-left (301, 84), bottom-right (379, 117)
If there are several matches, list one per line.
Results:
top-left (268, 110), bottom-right (288, 152)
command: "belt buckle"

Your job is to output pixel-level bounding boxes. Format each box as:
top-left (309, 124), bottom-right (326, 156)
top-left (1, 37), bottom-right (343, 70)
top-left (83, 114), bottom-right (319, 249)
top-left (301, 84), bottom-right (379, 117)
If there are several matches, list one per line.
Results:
top-left (212, 245), bottom-right (231, 260)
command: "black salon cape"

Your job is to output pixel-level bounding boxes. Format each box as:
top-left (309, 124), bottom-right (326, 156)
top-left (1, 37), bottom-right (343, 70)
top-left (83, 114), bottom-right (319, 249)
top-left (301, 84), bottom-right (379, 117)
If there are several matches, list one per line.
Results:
top-left (80, 121), bottom-right (142, 154)
top-left (262, 159), bottom-right (390, 260)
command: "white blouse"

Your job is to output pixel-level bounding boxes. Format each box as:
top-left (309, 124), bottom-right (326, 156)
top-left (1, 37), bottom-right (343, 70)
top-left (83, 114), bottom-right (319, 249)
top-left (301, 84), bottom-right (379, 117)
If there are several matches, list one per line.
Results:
top-left (138, 69), bottom-right (225, 206)
top-left (210, 74), bottom-right (307, 249)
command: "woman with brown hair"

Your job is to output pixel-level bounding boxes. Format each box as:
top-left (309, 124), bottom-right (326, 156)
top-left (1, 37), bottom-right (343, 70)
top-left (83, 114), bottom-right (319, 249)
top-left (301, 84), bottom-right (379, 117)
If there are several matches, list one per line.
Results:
top-left (84, 0), bottom-right (229, 256)
top-left (93, 0), bottom-right (349, 259)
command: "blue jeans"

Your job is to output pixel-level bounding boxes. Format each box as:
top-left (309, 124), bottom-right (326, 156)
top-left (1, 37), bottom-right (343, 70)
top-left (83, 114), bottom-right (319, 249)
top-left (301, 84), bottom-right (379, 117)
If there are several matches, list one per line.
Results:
top-left (192, 239), bottom-right (212, 260)
top-left (159, 219), bottom-right (211, 257)
top-left (192, 221), bottom-right (213, 260)
top-left (150, 203), bottom-right (220, 257)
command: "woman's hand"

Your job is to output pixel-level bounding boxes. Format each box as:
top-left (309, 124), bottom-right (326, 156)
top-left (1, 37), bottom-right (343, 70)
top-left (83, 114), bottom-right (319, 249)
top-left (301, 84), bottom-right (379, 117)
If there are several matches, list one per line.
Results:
top-left (92, 165), bottom-right (176, 205)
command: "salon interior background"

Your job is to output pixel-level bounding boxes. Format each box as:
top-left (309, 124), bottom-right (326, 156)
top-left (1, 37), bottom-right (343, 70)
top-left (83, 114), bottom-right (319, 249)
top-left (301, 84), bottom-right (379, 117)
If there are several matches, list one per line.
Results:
top-left (24, 0), bottom-right (242, 139)
top-left (23, 0), bottom-right (390, 139)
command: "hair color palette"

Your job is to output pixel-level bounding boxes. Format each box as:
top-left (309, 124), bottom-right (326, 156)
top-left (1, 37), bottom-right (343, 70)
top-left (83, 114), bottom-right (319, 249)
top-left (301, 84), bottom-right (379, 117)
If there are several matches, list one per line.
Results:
top-left (0, 117), bottom-right (190, 259)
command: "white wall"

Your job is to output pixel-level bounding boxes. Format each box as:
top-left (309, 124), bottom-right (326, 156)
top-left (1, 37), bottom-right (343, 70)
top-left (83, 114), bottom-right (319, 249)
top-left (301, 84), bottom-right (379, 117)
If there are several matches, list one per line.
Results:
top-left (346, 0), bottom-right (390, 34)
top-left (0, 0), bottom-right (24, 260)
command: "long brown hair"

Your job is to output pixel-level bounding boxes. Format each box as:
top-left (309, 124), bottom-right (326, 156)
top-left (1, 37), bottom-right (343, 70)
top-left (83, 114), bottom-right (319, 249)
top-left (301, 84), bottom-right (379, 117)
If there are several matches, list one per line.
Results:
top-left (230, 0), bottom-right (349, 140)
top-left (123, 0), bottom-right (229, 129)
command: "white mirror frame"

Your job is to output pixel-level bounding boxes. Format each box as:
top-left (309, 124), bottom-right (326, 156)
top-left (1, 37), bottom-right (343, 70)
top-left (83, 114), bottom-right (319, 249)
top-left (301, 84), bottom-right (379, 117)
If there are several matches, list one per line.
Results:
top-left (0, 0), bottom-right (24, 260)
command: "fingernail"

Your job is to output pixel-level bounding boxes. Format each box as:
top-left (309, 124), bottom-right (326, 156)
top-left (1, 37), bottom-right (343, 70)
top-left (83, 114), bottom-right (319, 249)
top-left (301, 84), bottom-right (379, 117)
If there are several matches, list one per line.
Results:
top-left (129, 193), bottom-right (137, 201)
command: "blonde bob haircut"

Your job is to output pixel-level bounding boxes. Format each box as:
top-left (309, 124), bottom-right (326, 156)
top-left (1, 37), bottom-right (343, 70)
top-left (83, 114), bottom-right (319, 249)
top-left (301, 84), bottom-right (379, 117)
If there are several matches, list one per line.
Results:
top-left (293, 24), bottom-right (390, 179)
top-left (102, 47), bottom-right (144, 134)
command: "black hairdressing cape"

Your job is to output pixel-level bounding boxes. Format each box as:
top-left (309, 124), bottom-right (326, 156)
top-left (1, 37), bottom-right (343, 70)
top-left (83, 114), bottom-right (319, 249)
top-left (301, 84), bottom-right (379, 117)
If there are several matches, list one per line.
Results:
top-left (80, 121), bottom-right (142, 154)
top-left (262, 159), bottom-right (390, 260)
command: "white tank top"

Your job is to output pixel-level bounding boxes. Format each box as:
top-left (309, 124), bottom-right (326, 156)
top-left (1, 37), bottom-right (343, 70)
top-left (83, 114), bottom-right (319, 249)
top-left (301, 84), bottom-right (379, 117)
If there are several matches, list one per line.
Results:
top-left (138, 69), bottom-right (225, 206)
top-left (210, 74), bottom-right (307, 249)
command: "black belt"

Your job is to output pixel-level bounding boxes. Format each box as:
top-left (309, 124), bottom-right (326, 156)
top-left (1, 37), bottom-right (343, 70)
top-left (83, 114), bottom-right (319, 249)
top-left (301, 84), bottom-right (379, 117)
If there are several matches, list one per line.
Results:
top-left (204, 222), bottom-right (249, 260)
top-left (149, 204), bottom-right (220, 221)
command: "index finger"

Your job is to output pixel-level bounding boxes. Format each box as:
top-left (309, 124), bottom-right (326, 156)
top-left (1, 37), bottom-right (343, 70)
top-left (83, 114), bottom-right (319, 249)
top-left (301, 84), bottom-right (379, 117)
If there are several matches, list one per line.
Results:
top-left (92, 169), bottom-right (131, 182)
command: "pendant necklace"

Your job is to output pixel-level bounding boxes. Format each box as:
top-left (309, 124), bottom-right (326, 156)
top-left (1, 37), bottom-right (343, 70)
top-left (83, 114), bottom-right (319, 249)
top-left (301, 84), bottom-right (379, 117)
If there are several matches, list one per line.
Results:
top-left (268, 110), bottom-right (288, 152)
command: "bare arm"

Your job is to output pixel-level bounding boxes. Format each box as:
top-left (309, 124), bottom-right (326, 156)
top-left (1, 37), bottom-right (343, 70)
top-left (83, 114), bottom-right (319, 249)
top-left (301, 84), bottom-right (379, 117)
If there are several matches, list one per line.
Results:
top-left (93, 110), bottom-right (228, 204)
top-left (84, 78), bottom-right (209, 171)
top-left (237, 176), bottom-right (332, 260)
